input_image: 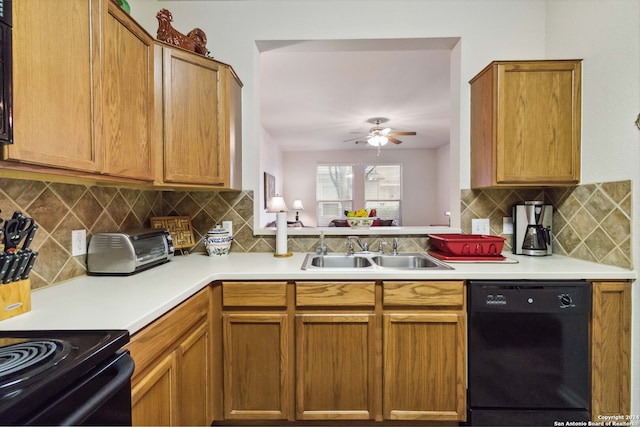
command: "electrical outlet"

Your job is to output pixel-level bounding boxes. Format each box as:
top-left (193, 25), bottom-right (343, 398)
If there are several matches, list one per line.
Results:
top-left (72, 229), bottom-right (87, 256)
top-left (471, 218), bottom-right (490, 235)
top-left (503, 217), bottom-right (514, 234)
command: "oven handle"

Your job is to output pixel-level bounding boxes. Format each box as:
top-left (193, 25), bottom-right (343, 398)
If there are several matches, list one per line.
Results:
top-left (60, 350), bottom-right (135, 426)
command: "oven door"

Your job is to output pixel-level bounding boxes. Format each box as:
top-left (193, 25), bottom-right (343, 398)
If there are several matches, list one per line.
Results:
top-left (23, 350), bottom-right (134, 426)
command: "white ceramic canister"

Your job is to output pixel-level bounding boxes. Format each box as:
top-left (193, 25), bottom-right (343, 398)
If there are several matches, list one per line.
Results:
top-left (203, 225), bottom-right (233, 256)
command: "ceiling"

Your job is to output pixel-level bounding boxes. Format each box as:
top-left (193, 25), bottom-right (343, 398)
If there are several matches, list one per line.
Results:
top-left (258, 38), bottom-right (457, 152)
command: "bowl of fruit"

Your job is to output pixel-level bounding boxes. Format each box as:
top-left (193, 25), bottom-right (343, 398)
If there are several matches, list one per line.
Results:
top-left (344, 209), bottom-right (377, 228)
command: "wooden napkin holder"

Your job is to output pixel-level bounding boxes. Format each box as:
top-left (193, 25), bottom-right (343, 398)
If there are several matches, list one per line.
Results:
top-left (0, 279), bottom-right (31, 321)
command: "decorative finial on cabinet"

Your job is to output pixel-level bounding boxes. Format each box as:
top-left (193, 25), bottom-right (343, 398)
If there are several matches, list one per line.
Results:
top-left (155, 9), bottom-right (209, 57)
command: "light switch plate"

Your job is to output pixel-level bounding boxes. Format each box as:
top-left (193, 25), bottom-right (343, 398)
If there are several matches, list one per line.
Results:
top-left (471, 218), bottom-right (490, 235)
top-left (503, 217), bottom-right (514, 234)
top-left (72, 229), bottom-right (87, 256)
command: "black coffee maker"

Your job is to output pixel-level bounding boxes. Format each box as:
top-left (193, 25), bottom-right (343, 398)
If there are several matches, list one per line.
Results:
top-left (512, 201), bottom-right (553, 256)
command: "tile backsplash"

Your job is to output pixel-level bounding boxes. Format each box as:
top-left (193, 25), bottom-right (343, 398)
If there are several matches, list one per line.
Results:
top-left (460, 180), bottom-right (632, 269)
top-left (0, 177), bottom-right (630, 290)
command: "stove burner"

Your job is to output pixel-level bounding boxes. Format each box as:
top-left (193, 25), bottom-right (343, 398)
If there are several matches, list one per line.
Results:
top-left (0, 341), bottom-right (59, 378)
top-left (0, 339), bottom-right (71, 388)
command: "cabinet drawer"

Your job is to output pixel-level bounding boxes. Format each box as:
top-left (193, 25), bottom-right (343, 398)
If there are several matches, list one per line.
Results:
top-left (295, 282), bottom-right (375, 307)
top-left (222, 281), bottom-right (287, 307)
top-left (383, 281), bottom-right (464, 307)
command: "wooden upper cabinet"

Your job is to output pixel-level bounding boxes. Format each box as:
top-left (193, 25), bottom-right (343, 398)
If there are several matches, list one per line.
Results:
top-left (102, 0), bottom-right (154, 180)
top-left (222, 66), bottom-right (243, 190)
top-left (470, 60), bottom-right (582, 188)
top-left (10, 0), bottom-right (101, 173)
top-left (159, 46), bottom-right (227, 186)
top-left (10, 0), bottom-right (154, 180)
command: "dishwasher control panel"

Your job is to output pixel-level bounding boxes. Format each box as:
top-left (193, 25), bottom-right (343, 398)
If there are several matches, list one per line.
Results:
top-left (469, 280), bottom-right (591, 314)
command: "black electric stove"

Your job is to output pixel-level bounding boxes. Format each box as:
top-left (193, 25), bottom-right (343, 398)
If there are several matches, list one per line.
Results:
top-left (0, 330), bottom-right (134, 426)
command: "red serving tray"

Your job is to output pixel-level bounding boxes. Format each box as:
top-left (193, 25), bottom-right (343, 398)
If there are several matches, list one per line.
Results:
top-left (428, 233), bottom-right (506, 257)
top-left (427, 249), bottom-right (506, 262)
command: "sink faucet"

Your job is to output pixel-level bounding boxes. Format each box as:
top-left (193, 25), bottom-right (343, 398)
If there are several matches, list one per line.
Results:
top-left (392, 238), bottom-right (399, 255)
top-left (346, 236), bottom-right (368, 254)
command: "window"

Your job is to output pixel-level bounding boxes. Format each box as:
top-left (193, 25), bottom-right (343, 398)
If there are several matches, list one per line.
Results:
top-left (316, 165), bottom-right (353, 226)
top-left (316, 164), bottom-right (402, 226)
top-left (364, 165), bottom-right (401, 224)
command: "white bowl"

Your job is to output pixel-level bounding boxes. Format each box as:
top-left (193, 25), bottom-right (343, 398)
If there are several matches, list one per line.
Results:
top-left (346, 217), bottom-right (375, 228)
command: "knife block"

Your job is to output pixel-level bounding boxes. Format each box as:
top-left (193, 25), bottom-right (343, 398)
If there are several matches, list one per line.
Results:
top-left (0, 279), bottom-right (31, 321)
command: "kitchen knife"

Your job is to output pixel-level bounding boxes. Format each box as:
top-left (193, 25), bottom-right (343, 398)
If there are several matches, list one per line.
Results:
top-left (1, 253), bottom-right (16, 283)
top-left (21, 251), bottom-right (38, 280)
top-left (21, 223), bottom-right (38, 251)
top-left (0, 253), bottom-right (9, 282)
top-left (12, 250), bottom-right (32, 282)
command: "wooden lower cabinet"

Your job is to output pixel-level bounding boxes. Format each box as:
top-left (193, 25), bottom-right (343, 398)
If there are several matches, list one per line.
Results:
top-left (128, 288), bottom-right (212, 426)
top-left (214, 280), bottom-right (465, 424)
top-left (219, 281), bottom-right (290, 420)
top-left (382, 281), bottom-right (466, 422)
top-left (296, 313), bottom-right (376, 420)
top-left (383, 313), bottom-right (466, 421)
top-left (177, 323), bottom-right (212, 425)
top-left (132, 351), bottom-right (178, 425)
top-left (295, 281), bottom-right (376, 420)
top-left (591, 281), bottom-right (632, 418)
top-left (222, 313), bottom-right (290, 420)
top-left (213, 279), bottom-right (631, 425)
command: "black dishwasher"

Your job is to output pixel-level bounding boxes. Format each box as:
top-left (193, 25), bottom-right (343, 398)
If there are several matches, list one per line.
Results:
top-left (467, 280), bottom-right (591, 426)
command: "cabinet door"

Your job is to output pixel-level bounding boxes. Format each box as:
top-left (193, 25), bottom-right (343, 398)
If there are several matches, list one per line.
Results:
top-left (10, 0), bottom-right (101, 172)
top-left (296, 314), bottom-right (376, 420)
top-left (383, 313), bottom-right (465, 421)
top-left (591, 281), bottom-right (631, 418)
top-left (102, 1), bottom-right (154, 180)
top-left (131, 352), bottom-right (178, 426)
top-left (162, 47), bottom-right (227, 185)
top-left (222, 313), bottom-right (290, 420)
top-left (177, 323), bottom-right (211, 426)
top-left (220, 66), bottom-right (242, 189)
top-left (496, 61), bottom-right (581, 184)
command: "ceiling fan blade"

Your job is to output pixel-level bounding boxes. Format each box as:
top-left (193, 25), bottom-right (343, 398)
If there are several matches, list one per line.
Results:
top-left (343, 136), bottom-right (366, 142)
top-left (388, 136), bottom-right (403, 144)
top-left (390, 131), bottom-right (416, 136)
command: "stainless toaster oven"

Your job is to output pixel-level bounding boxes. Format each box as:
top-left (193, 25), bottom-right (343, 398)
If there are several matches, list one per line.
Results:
top-left (87, 229), bottom-right (174, 275)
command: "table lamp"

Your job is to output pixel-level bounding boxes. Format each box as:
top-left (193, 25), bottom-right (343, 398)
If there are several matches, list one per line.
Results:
top-left (292, 199), bottom-right (304, 222)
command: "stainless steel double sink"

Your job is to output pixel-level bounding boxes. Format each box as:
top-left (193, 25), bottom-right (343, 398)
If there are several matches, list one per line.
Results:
top-left (301, 252), bottom-right (453, 270)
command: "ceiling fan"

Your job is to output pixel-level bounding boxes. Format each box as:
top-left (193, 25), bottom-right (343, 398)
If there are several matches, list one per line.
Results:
top-left (344, 118), bottom-right (417, 148)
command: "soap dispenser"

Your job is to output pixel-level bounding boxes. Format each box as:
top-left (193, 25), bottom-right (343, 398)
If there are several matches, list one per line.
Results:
top-left (316, 231), bottom-right (328, 255)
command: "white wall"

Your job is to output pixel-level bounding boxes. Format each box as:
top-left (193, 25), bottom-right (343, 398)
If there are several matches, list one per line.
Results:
top-left (544, 0), bottom-right (640, 414)
top-left (259, 127), bottom-right (283, 226)
top-left (130, 0), bottom-right (547, 229)
top-left (283, 148), bottom-right (443, 227)
top-left (436, 143), bottom-right (451, 225)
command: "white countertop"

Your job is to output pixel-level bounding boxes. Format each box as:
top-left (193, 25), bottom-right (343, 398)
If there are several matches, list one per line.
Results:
top-left (0, 252), bottom-right (634, 334)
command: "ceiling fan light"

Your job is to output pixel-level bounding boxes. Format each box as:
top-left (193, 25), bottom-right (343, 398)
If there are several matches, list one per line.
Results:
top-left (368, 135), bottom-right (388, 147)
